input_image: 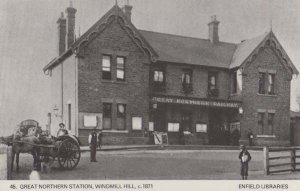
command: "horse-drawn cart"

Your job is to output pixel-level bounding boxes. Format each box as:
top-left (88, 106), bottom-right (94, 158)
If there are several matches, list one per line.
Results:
top-left (2, 119), bottom-right (81, 171)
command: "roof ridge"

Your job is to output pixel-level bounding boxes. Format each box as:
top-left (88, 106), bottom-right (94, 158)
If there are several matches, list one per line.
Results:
top-left (139, 29), bottom-right (238, 46)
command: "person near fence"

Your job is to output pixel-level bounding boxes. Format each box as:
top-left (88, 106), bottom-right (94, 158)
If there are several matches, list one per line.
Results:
top-left (88, 127), bottom-right (99, 162)
top-left (239, 145), bottom-right (252, 180)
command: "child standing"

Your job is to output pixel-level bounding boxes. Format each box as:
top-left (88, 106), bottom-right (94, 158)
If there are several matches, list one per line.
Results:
top-left (239, 145), bottom-right (251, 180)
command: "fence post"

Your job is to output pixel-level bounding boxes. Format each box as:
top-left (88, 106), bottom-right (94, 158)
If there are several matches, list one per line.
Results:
top-left (263, 146), bottom-right (269, 175)
top-left (291, 148), bottom-right (296, 172)
top-left (7, 146), bottom-right (12, 180)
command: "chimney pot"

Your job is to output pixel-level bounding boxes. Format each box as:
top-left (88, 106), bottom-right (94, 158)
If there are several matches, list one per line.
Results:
top-left (208, 15), bottom-right (220, 44)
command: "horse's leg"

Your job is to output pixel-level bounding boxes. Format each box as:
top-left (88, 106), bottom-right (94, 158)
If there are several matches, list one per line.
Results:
top-left (16, 152), bottom-right (20, 172)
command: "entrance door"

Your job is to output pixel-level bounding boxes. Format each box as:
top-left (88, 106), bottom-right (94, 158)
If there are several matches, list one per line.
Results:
top-left (180, 111), bottom-right (192, 144)
top-left (209, 109), bottom-right (223, 145)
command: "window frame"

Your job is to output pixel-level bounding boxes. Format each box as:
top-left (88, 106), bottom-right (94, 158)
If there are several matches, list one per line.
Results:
top-left (231, 71), bottom-right (237, 94)
top-left (116, 56), bottom-right (125, 81)
top-left (116, 104), bottom-right (126, 130)
top-left (102, 55), bottom-right (112, 80)
top-left (267, 73), bottom-right (275, 95)
top-left (257, 112), bottom-right (265, 134)
top-left (258, 72), bottom-right (266, 94)
top-left (132, 116), bottom-right (143, 130)
top-left (267, 113), bottom-right (275, 135)
top-left (208, 72), bottom-right (218, 97)
top-left (102, 103), bottom-right (112, 130)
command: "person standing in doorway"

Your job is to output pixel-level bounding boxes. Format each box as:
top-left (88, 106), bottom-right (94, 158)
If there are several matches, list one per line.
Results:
top-left (247, 131), bottom-right (254, 146)
top-left (239, 145), bottom-right (251, 180)
top-left (88, 127), bottom-right (98, 162)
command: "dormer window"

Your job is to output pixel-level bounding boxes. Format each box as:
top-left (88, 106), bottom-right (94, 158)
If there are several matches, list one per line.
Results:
top-left (154, 70), bottom-right (164, 82)
top-left (182, 69), bottom-right (192, 93)
top-left (208, 72), bottom-right (218, 97)
top-left (152, 69), bottom-right (165, 91)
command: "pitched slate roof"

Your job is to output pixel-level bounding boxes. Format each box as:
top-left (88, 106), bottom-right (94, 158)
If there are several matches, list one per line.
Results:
top-left (140, 30), bottom-right (237, 68)
top-left (44, 4), bottom-right (298, 75)
top-left (230, 32), bottom-right (269, 69)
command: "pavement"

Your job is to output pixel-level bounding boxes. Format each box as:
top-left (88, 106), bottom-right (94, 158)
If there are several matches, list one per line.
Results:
top-left (80, 144), bottom-right (264, 152)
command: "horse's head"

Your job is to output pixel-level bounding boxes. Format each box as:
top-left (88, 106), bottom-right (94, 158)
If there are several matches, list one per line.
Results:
top-left (0, 135), bottom-right (13, 145)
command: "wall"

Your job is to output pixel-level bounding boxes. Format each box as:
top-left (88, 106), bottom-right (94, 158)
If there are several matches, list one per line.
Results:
top-left (241, 46), bottom-right (291, 146)
top-left (151, 63), bottom-right (230, 100)
top-left (50, 64), bottom-right (62, 136)
top-left (77, 19), bottom-right (151, 145)
top-left (62, 54), bottom-right (77, 136)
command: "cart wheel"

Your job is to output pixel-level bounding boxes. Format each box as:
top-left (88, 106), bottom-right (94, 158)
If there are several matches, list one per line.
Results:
top-left (57, 138), bottom-right (81, 170)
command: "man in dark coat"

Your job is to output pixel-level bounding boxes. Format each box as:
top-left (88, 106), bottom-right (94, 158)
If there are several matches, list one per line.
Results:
top-left (247, 131), bottom-right (254, 146)
top-left (239, 145), bottom-right (252, 180)
top-left (88, 127), bottom-right (99, 162)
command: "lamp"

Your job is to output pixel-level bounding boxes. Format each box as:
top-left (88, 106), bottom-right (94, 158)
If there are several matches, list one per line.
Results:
top-left (153, 103), bottom-right (157, 109)
top-left (238, 107), bottom-right (243, 115)
top-left (53, 105), bottom-right (62, 117)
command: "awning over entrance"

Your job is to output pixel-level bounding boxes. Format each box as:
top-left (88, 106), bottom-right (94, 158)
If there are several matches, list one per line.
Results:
top-left (151, 96), bottom-right (241, 108)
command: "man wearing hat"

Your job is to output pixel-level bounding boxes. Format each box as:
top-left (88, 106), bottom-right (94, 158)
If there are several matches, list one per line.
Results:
top-left (238, 145), bottom-right (251, 180)
top-left (88, 127), bottom-right (99, 162)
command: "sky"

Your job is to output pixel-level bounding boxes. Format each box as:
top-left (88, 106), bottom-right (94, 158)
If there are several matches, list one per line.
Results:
top-left (0, 0), bottom-right (300, 136)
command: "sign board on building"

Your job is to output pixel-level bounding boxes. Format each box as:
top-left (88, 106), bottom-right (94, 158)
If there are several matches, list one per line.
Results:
top-left (152, 96), bottom-right (240, 108)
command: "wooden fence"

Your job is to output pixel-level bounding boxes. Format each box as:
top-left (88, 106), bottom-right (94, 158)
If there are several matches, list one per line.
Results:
top-left (0, 144), bottom-right (12, 180)
top-left (264, 146), bottom-right (300, 175)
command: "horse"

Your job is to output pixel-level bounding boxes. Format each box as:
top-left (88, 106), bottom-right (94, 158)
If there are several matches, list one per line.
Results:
top-left (0, 135), bottom-right (40, 172)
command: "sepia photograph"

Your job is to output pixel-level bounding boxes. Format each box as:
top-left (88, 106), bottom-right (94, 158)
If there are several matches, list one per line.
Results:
top-left (1, 0), bottom-right (300, 185)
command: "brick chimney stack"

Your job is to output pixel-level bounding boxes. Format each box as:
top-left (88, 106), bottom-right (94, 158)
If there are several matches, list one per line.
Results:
top-left (65, 1), bottom-right (77, 49)
top-left (208, 15), bottom-right (220, 44)
top-left (57, 12), bottom-right (66, 56)
top-left (123, 4), bottom-right (133, 22)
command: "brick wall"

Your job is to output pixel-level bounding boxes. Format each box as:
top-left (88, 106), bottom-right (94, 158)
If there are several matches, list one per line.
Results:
top-left (152, 63), bottom-right (230, 100)
top-left (77, 19), bottom-right (151, 145)
top-left (241, 46), bottom-right (292, 146)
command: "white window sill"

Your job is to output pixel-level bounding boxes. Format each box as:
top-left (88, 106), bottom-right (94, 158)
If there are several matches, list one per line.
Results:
top-left (256, 135), bottom-right (276, 138)
top-left (257, 93), bottom-right (277, 97)
top-left (103, 130), bottom-right (128, 133)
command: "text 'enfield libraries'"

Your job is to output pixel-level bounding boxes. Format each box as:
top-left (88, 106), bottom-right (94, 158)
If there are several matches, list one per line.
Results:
top-left (152, 97), bottom-right (240, 108)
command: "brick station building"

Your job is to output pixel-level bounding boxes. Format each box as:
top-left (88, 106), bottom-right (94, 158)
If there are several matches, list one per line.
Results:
top-left (43, 3), bottom-right (298, 146)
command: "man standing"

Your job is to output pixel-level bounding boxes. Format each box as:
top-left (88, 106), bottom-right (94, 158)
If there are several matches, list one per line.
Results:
top-left (239, 145), bottom-right (252, 180)
top-left (247, 131), bottom-right (254, 146)
top-left (88, 127), bottom-right (98, 162)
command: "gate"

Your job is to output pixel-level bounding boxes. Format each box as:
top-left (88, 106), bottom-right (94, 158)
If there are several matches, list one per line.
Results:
top-left (264, 146), bottom-right (300, 175)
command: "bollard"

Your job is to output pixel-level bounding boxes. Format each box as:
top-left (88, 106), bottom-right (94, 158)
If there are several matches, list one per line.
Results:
top-left (263, 146), bottom-right (269, 175)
